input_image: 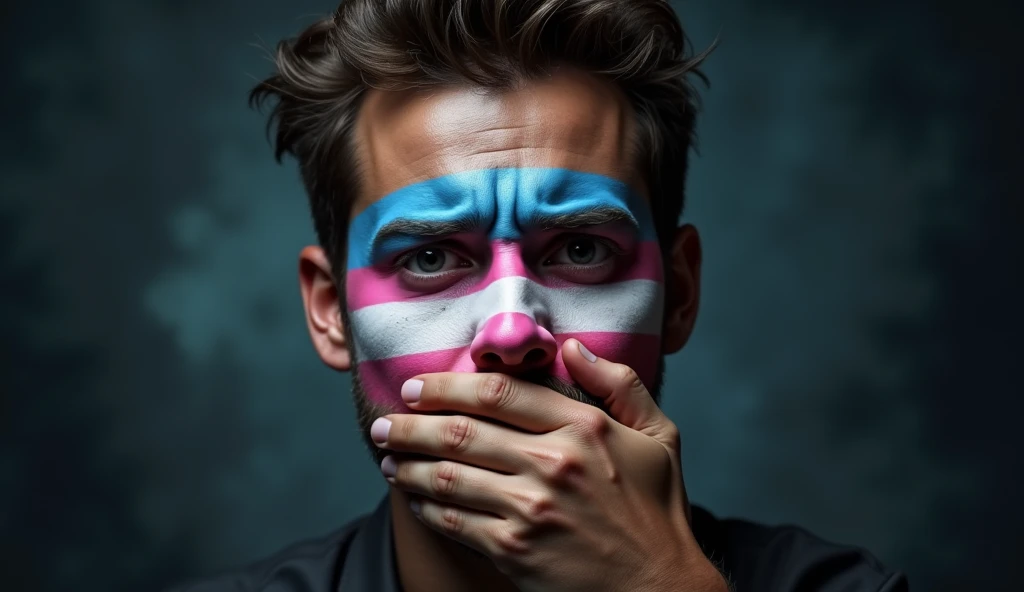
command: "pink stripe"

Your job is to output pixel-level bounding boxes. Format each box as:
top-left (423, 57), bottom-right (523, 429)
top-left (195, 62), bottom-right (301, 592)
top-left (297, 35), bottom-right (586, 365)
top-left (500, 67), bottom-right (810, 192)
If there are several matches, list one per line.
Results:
top-left (346, 240), bottom-right (663, 311)
top-left (356, 332), bottom-right (661, 411)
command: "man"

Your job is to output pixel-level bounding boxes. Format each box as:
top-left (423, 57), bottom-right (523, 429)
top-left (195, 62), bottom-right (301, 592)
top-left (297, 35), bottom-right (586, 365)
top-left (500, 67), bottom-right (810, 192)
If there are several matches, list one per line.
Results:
top-left (172, 0), bottom-right (908, 590)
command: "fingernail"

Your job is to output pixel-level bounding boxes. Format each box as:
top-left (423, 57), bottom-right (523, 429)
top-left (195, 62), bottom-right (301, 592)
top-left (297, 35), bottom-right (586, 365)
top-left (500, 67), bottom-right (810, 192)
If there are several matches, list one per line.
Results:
top-left (380, 455), bottom-right (397, 479)
top-left (409, 498), bottom-right (422, 517)
top-left (370, 417), bottom-right (391, 444)
top-left (402, 379), bottom-right (423, 403)
top-left (577, 340), bottom-right (598, 363)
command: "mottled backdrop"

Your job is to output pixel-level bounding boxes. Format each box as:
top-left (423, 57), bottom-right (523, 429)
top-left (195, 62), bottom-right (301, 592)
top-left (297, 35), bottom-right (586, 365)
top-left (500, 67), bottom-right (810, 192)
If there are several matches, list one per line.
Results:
top-left (1, 0), bottom-right (1020, 590)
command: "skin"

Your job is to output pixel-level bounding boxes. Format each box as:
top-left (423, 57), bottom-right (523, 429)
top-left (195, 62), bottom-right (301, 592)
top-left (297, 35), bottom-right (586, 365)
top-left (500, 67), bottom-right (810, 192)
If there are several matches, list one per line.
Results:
top-left (298, 68), bottom-right (723, 591)
top-left (344, 165), bottom-right (668, 411)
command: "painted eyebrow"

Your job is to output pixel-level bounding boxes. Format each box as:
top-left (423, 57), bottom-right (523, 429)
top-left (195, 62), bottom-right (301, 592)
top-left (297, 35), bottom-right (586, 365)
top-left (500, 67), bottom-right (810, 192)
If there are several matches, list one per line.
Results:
top-left (370, 217), bottom-right (479, 254)
top-left (533, 206), bottom-right (639, 233)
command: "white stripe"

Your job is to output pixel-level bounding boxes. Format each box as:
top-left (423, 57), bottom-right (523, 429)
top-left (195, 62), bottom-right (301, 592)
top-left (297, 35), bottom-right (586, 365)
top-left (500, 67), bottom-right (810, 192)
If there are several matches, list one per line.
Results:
top-left (350, 276), bottom-right (663, 361)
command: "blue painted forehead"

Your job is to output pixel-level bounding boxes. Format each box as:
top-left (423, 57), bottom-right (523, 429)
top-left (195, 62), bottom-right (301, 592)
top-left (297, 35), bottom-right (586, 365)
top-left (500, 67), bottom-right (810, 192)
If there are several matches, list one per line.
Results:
top-left (347, 167), bottom-right (656, 269)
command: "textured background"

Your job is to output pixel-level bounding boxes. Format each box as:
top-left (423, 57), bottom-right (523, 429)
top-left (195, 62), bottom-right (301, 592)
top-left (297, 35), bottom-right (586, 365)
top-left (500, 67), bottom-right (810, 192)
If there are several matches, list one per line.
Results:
top-left (2, 1), bottom-right (1020, 590)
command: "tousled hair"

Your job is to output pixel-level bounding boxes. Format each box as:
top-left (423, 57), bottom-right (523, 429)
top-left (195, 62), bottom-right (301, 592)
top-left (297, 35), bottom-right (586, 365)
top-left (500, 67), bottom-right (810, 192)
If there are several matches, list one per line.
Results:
top-left (250, 0), bottom-right (712, 278)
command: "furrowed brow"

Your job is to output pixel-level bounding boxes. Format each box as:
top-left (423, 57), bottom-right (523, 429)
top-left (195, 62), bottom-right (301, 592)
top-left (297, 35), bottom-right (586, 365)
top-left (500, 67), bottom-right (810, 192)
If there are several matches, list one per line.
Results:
top-left (533, 206), bottom-right (639, 233)
top-left (370, 217), bottom-right (479, 255)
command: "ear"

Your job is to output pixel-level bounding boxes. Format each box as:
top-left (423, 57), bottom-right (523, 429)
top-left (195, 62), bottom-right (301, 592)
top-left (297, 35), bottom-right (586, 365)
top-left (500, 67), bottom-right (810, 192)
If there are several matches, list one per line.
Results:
top-left (662, 224), bottom-right (702, 354)
top-left (298, 246), bottom-right (351, 371)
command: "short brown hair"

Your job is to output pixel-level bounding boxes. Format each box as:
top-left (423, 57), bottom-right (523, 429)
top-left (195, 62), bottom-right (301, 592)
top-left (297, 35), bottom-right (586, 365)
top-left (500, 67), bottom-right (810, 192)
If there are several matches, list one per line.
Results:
top-left (250, 0), bottom-right (712, 277)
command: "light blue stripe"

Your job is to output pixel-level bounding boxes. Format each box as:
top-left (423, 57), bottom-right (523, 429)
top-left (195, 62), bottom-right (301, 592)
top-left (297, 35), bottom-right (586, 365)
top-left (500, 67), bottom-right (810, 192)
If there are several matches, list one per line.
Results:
top-left (347, 168), bottom-right (655, 270)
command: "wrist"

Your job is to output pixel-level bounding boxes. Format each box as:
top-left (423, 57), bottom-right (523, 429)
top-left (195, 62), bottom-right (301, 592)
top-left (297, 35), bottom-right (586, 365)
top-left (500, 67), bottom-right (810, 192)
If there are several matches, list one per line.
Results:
top-left (675, 555), bottom-right (731, 592)
top-left (631, 550), bottom-right (730, 592)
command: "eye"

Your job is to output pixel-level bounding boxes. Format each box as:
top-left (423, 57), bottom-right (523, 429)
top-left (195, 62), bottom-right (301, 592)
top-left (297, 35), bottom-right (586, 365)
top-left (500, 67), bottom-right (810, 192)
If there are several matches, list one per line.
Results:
top-left (402, 246), bottom-right (470, 275)
top-left (546, 237), bottom-right (612, 266)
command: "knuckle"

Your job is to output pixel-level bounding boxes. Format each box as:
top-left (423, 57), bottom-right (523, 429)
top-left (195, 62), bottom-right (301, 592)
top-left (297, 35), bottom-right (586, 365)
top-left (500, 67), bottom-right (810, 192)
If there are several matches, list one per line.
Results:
top-left (431, 461), bottom-right (461, 498)
top-left (439, 506), bottom-right (464, 535)
top-left (490, 525), bottom-right (537, 580)
top-left (577, 407), bottom-right (606, 430)
top-left (478, 373), bottom-right (514, 410)
top-left (578, 408), bottom-right (611, 440)
top-left (536, 447), bottom-right (584, 485)
top-left (441, 416), bottom-right (474, 452)
top-left (614, 364), bottom-right (643, 390)
top-left (493, 526), bottom-right (530, 560)
top-left (517, 490), bottom-right (557, 525)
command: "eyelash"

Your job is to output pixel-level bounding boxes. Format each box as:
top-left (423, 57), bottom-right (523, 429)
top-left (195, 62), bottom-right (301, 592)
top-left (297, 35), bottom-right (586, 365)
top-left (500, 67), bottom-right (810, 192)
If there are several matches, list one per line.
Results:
top-left (542, 234), bottom-right (624, 266)
top-left (391, 242), bottom-right (473, 274)
top-left (389, 234), bottom-right (624, 293)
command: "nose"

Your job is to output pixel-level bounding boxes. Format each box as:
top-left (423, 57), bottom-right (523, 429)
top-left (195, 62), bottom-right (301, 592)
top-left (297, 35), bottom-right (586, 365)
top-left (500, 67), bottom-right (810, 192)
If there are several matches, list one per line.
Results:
top-left (470, 312), bottom-right (557, 372)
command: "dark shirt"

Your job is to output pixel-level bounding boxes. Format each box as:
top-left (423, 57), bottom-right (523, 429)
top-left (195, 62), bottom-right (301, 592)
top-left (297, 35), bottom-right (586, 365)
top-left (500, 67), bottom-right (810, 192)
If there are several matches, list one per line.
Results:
top-left (168, 495), bottom-right (908, 592)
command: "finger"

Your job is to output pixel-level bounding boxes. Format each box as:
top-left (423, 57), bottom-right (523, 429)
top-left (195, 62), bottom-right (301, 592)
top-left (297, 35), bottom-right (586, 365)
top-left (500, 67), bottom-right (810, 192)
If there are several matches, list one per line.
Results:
top-left (408, 494), bottom-right (509, 559)
top-left (371, 413), bottom-right (532, 474)
top-left (385, 455), bottom-right (528, 518)
top-left (562, 338), bottom-right (679, 447)
top-left (400, 372), bottom-right (587, 433)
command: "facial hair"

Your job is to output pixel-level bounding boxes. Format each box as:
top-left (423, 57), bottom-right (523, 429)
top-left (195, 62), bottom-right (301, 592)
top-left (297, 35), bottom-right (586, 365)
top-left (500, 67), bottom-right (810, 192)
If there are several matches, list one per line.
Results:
top-left (349, 349), bottom-right (666, 467)
top-left (341, 307), bottom-right (667, 567)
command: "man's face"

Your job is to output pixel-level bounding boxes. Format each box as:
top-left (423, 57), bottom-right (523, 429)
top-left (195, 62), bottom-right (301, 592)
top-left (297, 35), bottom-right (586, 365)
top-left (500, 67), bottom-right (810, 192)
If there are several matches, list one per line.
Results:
top-left (299, 69), bottom-right (700, 458)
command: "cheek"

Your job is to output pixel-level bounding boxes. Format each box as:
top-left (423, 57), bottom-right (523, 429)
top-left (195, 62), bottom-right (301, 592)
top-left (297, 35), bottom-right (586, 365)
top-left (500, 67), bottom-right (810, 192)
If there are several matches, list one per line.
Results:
top-left (546, 284), bottom-right (664, 390)
top-left (346, 272), bottom-right (479, 409)
top-left (345, 266), bottom-right (414, 310)
top-left (344, 251), bottom-right (665, 405)
top-left (356, 347), bottom-right (478, 410)
top-left (549, 334), bottom-right (662, 390)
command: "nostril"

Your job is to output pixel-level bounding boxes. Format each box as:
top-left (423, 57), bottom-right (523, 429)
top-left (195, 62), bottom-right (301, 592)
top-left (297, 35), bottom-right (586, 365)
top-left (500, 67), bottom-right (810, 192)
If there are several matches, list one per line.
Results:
top-left (470, 312), bottom-right (558, 369)
top-left (524, 348), bottom-right (548, 363)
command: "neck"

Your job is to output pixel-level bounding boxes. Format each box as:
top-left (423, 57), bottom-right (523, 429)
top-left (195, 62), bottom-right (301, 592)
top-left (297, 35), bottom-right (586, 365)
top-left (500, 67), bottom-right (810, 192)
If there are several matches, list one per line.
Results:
top-left (390, 487), bottom-right (521, 592)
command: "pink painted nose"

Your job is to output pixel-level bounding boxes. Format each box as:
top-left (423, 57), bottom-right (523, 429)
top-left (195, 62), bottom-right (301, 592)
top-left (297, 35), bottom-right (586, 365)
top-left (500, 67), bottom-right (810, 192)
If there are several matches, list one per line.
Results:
top-left (470, 312), bottom-right (557, 371)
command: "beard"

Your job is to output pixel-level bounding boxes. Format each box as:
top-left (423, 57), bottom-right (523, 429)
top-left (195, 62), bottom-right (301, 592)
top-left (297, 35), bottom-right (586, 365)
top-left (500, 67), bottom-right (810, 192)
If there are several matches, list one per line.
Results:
top-left (341, 296), bottom-right (667, 566)
top-left (338, 266), bottom-right (669, 465)
top-left (347, 360), bottom-right (664, 568)
top-left (350, 352), bottom-right (666, 467)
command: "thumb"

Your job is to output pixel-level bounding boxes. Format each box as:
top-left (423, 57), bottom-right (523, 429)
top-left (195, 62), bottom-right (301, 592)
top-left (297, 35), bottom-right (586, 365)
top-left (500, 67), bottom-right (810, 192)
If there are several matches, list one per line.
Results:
top-left (563, 338), bottom-right (679, 450)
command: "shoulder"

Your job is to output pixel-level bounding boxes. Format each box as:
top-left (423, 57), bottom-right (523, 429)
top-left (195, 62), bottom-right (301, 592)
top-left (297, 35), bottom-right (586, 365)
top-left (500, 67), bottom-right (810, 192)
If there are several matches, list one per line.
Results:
top-left (690, 505), bottom-right (909, 592)
top-left (164, 513), bottom-right (369, 592)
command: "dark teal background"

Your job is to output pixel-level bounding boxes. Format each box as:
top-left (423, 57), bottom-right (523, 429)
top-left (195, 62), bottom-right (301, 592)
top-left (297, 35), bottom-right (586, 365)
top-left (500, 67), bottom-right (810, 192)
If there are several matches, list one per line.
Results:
top-left (2, 1), bottom-right (1020, 590)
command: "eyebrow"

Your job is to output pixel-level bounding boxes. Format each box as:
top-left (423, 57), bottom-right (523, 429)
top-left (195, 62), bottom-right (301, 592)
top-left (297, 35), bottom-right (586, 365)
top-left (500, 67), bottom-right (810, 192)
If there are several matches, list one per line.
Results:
top-left (368, 205), bottom-right (639, 258)
top-left (533, 206), bottom-right (639, 233)
top-left (370, 216), bottom-right (480, 255)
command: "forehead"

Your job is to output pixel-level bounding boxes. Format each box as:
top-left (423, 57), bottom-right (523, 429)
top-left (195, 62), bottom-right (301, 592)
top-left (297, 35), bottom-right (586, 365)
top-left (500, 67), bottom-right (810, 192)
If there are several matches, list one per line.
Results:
top-left (351, 68), bottom-right (646, 220)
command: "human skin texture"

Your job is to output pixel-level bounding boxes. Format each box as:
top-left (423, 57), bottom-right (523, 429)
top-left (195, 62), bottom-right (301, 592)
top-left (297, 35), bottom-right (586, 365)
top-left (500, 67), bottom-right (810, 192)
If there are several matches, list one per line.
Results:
top-left (298, 66), bottom-right (704, 592)
top-left (344, 167), bottom-right (665, 411)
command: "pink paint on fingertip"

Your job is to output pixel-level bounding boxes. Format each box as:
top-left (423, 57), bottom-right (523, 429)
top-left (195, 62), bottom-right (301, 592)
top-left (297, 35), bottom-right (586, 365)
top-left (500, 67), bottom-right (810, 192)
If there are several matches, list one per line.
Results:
top-left (370, 417), bottom-right (391, 444)
top-left (401, 378), bottom-right (423, 403)
top-left (577, 340), bottom-right (598, 363)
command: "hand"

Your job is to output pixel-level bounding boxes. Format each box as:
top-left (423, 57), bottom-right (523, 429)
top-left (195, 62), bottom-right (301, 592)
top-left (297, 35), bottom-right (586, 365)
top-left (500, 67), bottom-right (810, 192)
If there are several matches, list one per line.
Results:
top-left (370, 339), bottom-right (728, 592)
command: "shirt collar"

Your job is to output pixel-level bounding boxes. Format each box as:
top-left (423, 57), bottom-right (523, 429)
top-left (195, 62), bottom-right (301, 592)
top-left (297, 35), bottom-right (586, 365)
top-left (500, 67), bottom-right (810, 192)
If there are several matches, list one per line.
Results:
top-left (337, 495), bottom-right (402, 592)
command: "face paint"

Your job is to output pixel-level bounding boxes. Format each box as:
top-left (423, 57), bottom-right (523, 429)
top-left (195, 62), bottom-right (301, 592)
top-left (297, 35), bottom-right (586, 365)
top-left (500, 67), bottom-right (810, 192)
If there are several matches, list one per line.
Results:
top-left (345, 167), bottom-right (664, 409)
